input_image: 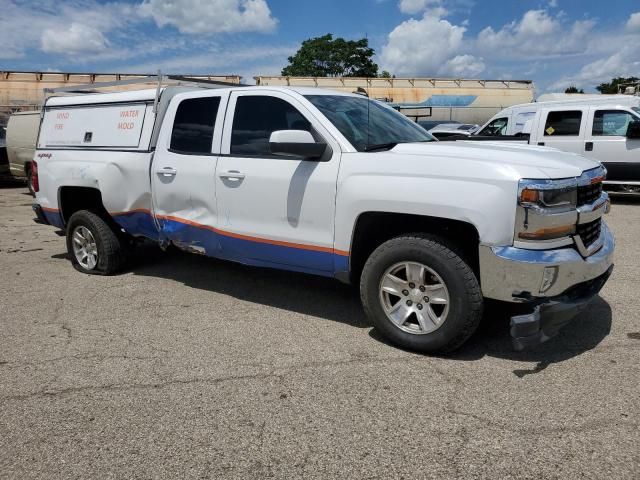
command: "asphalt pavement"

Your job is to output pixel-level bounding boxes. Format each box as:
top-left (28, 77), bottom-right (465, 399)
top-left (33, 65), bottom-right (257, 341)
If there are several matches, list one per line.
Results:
top-left (0, 183), bottom-right (638, 479)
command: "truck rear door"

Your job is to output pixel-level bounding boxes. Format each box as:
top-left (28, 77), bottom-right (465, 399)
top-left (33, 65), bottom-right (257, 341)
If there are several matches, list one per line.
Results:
top-left (150, 91), bottom-right (228, 253)
top-left (534, 107), bottom-right (587, 154)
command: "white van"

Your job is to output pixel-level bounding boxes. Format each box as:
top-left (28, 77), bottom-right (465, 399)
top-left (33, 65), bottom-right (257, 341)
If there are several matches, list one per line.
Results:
top-left (476, 96), bottom-right (640, 191)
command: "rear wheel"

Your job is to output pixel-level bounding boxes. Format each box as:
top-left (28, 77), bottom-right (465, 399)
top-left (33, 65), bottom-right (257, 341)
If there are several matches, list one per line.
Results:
top-left (360, 234), bottom-right (483, 354)
top-left (66, 210), bottom-right (128, 275)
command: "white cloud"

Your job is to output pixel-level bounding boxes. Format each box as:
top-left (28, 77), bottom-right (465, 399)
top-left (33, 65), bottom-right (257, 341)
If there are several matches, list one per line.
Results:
top-left (380, 14), bottom-right (484, 76)
top-left (41, 23), bottom-right (109, 54)
top-left (549, 44), bottom-right (640, 92)
top-left (122, 45), bottom-right (294, 75)
top-left (399, 0), bottom-right (442, 14)
top-left (140, 0), bottom-right (278, 35)
top-left (477, 10), bottom-right (595, 59)
top-left (0, 1), bottom-right (139, 59)
top-left (381, 7), bottom-right (599, 79)
top-left (627, 12), bottom-right (640, 31)
top-left (0, 0), bottom-right (278, 61)
top-left (379, 4), bottom-right (640, 92)
top-left (443, 54), bottom-right (485, 77)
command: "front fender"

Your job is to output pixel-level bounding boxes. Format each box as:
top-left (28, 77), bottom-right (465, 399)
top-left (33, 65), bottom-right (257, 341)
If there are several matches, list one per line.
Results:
top-left (334, 170), bottom-right (518, 253)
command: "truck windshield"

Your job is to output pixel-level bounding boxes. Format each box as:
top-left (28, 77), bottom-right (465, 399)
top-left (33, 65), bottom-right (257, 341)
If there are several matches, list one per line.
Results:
top-left (305, 95), bottom-right (434, 152)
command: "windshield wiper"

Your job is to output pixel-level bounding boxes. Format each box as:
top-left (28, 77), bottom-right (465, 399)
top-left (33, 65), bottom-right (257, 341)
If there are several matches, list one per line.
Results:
top-left (364, 142), bottom-right (398, 152)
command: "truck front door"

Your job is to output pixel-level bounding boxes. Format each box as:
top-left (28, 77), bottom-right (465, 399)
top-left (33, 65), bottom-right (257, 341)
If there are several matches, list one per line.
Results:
top-left (150, 91), bottom-right (227, 254)
top-left (214, 90), bottom-right (342, 275)
top-left (583, 107), bottom-right (640, 181)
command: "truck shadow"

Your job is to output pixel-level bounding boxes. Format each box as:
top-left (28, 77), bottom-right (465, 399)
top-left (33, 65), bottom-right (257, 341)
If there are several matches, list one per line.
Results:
top-left (129, 243), bottom-right (612, 368)
top-left (129, 244), bottom-right (369, 329)
top-left (0, 177), bottom-right (27, 189)
top-left (445, 297), bottom-right (612, 376)
top-left (609, 194), bottom-right (640, 205)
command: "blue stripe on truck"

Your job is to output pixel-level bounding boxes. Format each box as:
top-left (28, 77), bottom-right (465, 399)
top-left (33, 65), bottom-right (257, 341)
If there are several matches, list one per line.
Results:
top-left (111, 210), bottom-right (350, 278)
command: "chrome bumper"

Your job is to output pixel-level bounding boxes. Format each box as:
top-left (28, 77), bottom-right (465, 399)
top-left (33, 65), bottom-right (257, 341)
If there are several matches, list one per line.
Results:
top-left (479, 221), bottom-right (614, 303)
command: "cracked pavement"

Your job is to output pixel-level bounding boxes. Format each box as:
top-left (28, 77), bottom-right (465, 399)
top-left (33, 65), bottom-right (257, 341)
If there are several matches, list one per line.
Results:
top-left (0, 184), bottom-right (639, 479)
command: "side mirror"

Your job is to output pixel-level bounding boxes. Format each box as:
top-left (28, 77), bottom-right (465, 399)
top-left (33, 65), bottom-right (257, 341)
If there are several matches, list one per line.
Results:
top-left (626, 122), bottom-right (640, 139)
top-left (269, 130), bottom-right (327, 159)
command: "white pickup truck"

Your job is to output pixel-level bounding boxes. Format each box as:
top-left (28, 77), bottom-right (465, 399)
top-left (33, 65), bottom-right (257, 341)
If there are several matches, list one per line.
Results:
top-left (32, 85), bottom-right (615, 353)
top-left (473, 96), bottom-right (640, 192)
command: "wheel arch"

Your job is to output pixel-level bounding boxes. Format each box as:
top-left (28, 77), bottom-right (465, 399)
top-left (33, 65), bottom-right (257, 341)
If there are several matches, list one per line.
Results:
top-left (58, 186), bottom-right (109, 226)
top-left (347, 211), bottom-right (481, 284)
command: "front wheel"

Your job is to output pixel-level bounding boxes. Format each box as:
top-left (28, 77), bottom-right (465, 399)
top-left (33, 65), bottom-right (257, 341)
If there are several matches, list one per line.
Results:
top-left (360, 234), bottom-right (483, 354)
top-left (66, 210), bottom-right (128, 275)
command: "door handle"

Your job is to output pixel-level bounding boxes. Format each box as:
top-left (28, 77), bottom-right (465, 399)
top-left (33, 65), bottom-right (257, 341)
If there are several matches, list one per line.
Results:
top-left (537, 142), bottom-right (545, 146)
top-left (218, 170), bottom-right (245, 180)
top-left (157, 167), bottom-right (177, 177)
top-left (585, 142), bottom-right (594, 151)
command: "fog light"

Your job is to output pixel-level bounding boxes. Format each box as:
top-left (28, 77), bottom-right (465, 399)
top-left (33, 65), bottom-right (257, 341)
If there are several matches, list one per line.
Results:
top-left (540, 266), bottom-right (558, 293)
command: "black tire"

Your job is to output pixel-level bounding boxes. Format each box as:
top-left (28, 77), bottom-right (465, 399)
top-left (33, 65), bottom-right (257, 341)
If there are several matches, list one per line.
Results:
top-left (360, 234), bottom-right (483, 354)
top-left (26, 164), bottom-right (35, 196)
top-left (66, 210), bottom-right (128, 275)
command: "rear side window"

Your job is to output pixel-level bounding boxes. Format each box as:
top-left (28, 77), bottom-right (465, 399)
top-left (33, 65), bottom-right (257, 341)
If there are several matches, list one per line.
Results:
top-left (478, 117), bottom-right (508, 136)
top-left (513, 111), bottom-right (535, 134)
top-left (544, 110), bottom-right (582, 136)
top-left (231, 96), bottom-right (311, 156)
top-left (170, 97), bottom-right (220, 154)
top-left (592, 110), bottom-right (637, 136)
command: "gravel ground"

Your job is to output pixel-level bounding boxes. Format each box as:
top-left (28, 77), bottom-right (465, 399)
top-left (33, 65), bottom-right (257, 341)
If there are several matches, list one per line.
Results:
top-left (0, 184), bottom-right (638, 479)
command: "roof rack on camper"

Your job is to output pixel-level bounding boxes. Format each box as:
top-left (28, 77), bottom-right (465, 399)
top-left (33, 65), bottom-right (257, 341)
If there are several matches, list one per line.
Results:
top-left (43, 71), bottom-right (248, 115)
top-left (44, 72), bottom-right (246, 95)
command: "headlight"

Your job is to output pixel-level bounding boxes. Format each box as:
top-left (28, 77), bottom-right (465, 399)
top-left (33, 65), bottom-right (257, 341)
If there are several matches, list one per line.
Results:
top-left (516, 179), bottom-right (578, 242)
top-left (519, 180), bottom-right (577, 210)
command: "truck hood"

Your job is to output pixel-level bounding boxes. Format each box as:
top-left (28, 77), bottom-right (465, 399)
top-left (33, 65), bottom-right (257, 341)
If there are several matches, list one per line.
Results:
top-left (391, 141), bottom-right (601, 178)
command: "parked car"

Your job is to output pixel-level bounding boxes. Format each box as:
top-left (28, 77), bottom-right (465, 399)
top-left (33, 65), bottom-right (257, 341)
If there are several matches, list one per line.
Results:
top-left (32, 86), bottom-right (614, 353)
top-left (417, 120), bottom-right (454, 131)
top-left (6, 111), bottom-right (41, 194)
top-left (428, 123), bottom-right (479, 140)
top-left (474, 96), bottom-right (640, 192)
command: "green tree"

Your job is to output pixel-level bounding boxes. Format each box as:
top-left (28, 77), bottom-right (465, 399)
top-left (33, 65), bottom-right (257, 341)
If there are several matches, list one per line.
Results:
top-left (379, 70), bottom-right (393, 78)
top-left (281, 34), bottom-right (378, 77)
top-left (596, 76), bottom-right (639, 94)
top-left (565, 86), bottom-right (584, 94)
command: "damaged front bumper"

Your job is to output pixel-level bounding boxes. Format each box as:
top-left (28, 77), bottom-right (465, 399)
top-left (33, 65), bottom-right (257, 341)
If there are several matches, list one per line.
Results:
top-left (509, 266), bottom-right (612, 350)
top-left (479, 222), bottom-right (615, 350)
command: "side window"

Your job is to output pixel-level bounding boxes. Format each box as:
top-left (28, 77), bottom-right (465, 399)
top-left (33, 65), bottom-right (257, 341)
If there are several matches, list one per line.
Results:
top-left (592, 110), bottom-right (637, 136)
top-left (479, 117), bottom-right (508, 136)
top-left (513, 111), bottom-right (535, 134)
top-left (231, 96), bottom-right (311, 156)
top-left (170, 96), bottom-right (220, 154)
top-left (544, 110), bottom-right (582, 136)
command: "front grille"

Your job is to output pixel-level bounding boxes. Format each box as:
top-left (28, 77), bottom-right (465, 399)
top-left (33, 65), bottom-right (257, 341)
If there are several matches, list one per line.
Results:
top-left (577, 181), bottom-right (602, 207)
top-left (577, 218), bottom-right (602, 248)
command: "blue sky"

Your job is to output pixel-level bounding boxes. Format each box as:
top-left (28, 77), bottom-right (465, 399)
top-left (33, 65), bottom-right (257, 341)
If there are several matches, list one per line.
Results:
top-left (1, 0), bottom-right (639, 93)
